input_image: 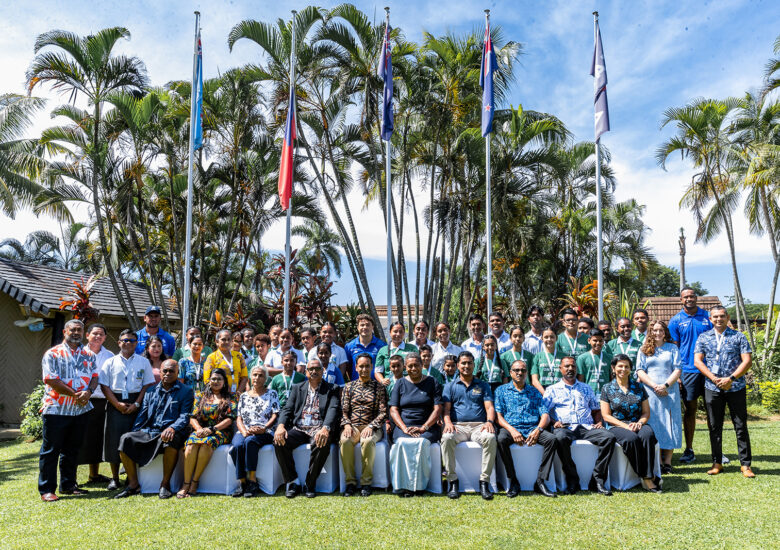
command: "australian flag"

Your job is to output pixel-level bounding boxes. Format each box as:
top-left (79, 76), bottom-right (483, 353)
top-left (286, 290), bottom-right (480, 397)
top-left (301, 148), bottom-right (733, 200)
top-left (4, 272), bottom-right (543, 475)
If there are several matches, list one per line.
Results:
top-left (193, 31), bottom-right (204, 151)
top-left (378, 21), bottom-right (393, 141)
top-left (479, 23), bottom-right (497, 137)
top-left (278, 84), bottom-right (295, 211)
top-left (590, 21), bottom-right (610, 142)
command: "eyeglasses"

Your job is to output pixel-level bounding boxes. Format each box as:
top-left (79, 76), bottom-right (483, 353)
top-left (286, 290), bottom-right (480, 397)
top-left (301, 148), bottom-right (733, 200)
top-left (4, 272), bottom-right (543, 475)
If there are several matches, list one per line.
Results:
top-left (511, 369), bottom-right (527, 374)
top-left (120, 339), bottom-right (137, 343)
top-left (307, 366), bottom-right (323, 372)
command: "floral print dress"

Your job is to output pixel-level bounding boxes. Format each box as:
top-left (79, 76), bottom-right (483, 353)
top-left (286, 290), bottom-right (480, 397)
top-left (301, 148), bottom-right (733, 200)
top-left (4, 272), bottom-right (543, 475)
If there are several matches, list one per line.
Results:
top-left (186, 394), bottom-right (237, 448)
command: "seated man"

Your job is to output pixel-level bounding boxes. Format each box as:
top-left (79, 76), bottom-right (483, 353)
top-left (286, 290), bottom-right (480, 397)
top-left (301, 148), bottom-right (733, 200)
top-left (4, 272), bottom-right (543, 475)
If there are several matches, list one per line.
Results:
top-left (441, 351), bottom-right (497, 500)
top-left (543, 356), bottom-right (617, 496)
top-left (340, 353), bottom-right (388, 497)
top-left (274, 358), bottom-right (341, 498)
top-left (114, 360), bottom-right (194, 499)
top-left (495, 359), bottom-right (557, 498)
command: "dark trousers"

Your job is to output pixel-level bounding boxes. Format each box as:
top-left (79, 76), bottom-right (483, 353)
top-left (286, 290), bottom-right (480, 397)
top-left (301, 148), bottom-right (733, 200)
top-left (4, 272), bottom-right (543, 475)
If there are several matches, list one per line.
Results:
top-left (230, 431), bottom-right (274, 479)
top-left (553, 425), bottom-right (616, 485)
top-left (704, 388), bottom-right (752, 466)
top-left (610, 425), bottom-right (657, 479)
top-left (496, 427), bottom-right (557, 483)
top-left (274, 428), bottom-right (333, 490)
top-left (39, 413), bottom-right (87, 494)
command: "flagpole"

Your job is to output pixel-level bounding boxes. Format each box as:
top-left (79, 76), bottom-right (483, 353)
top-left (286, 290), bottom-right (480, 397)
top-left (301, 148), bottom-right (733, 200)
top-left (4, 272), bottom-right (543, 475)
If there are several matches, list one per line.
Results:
top-left (484, 9), bottom-right (493, 316)
top-left (593, 11), bottom-right (604, 321)
top-left (182, 10), bottom-right (200, 337)
top-left (283, 11), bottom-right (296, 329)
top-left (384, 7), bottom-right (393, 336)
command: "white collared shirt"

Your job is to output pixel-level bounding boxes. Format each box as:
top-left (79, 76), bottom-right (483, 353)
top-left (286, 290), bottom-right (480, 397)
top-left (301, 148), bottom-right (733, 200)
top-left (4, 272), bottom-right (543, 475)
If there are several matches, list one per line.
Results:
top-left (267, 347), bottom-right (307, 369)
top-left (492, 331), bottom-right (512, 353)
top-left (89, 346), bottom-right (114, 399)
top-left (99, 353), bottom-right (155, 394)
top-left (523, 330), bottom-right (544, 355)
top-left (461, 337), bottom-right (485, 362)
top-left (431, 341), bottom-right (463, 374)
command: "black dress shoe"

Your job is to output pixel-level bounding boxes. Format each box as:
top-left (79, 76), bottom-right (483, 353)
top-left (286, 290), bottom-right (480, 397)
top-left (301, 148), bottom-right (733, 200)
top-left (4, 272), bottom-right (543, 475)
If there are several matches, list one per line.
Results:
top-left (343, 483), bottom-right (357, 497)
top-left (244, 481), bottom-right (260, 498)
top-left (107, 479), bottom-right (120, 491)
top-left (159, 486), bottom-right (173, 499)
top-left (61, 486), bottom-right (88, 496)
top-left (85, 474), bottom-right (111, 486)
top-left (564, 480), bottom-right (579, 495)
top-left (479, 480), bottom-right (493, 500)
top-left (285, 483), bottom-right (301, 498)
top-left (114, 485), bottom-right (140, 499)
top-left (304, 486), bottom-right (316, 498)
top-left (232, 482), bottom-right (245, 498)
top-left (506, 479), bottom-right (521, 498)
top-left (360, 486), bottom-right (372, 497)
top-left (588, 478), bottom-right (612, 496)
top-left (447, 479), bottom-right (460, 499)
top-left (534, 480), bottom-right (556, 498)
top-left (399, 489), bottom-right (414, 497)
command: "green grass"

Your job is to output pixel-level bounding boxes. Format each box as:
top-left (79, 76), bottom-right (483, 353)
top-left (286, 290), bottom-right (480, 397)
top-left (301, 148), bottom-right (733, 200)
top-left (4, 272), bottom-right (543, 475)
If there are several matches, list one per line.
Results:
top-left (2, 423), bottom-right (779, 549)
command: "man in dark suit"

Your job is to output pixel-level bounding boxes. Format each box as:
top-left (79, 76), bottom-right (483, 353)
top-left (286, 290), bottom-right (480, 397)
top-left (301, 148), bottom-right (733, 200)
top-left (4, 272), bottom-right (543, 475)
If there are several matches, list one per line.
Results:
top-left (274, 357), bottom-right (341, 498)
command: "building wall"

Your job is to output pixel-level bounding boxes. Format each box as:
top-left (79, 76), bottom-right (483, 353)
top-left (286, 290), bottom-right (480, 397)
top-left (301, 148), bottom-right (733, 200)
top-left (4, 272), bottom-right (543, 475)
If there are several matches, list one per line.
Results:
top-left (0, 293), bottom-right (52, 424)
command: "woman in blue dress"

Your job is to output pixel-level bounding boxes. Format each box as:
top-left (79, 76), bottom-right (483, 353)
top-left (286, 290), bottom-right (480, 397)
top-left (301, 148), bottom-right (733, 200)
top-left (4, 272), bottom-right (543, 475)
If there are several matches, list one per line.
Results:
top-left (636, 320), bottom-right (682, 474)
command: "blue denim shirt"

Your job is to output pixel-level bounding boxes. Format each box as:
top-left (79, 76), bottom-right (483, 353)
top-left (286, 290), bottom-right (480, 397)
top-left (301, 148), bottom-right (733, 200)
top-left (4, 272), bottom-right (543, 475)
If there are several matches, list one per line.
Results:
top-left (132, 381), bottom-right (194, 435)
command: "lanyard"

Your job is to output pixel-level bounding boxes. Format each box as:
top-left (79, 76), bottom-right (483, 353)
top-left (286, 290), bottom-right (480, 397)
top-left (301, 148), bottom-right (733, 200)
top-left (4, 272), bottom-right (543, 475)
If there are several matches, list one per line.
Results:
top-left (617, 338), bottom-right (633, 355)
top-left (590, 351), bottom-right (604, 379)
top-left (564, 333), bottom-right (577, 355)
top-left (714, 331), bottom-right (726, 362)
top-left (543, 349), bottom-right (556, 371)
top-left (283, 373), bottom-right (294, 392)
top-left (389, 344), bottom-right (403, 357)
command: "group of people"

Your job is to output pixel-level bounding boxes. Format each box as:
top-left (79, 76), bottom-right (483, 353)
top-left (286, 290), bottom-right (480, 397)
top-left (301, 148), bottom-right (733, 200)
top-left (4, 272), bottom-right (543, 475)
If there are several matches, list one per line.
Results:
top-left (37, 289), bottom-right (755, 502)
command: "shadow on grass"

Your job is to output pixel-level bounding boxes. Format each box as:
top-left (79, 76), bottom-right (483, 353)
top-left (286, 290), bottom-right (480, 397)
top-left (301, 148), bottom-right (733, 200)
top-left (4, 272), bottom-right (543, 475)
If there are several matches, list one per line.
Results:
top-left (0, 446), bottom-right (40, 486)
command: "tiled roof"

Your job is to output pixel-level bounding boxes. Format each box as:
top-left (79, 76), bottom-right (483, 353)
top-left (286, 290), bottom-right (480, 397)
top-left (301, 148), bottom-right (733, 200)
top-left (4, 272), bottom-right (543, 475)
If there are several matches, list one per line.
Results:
top-left (642, 296), bottom-right (723, 324)
top-left (0, 258), bottom-right (178, 319)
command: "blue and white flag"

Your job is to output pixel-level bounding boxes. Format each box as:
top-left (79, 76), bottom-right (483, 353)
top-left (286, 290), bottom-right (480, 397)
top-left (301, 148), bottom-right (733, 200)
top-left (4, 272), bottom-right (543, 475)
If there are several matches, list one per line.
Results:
top-left (590, 21), bottom-right (610, 142)
top-left (193, 31), bottom-right (204, 150)
top-left (479, 23), bottom-right (497, 137)
top-left (378, 21), bottom-right (393, 141)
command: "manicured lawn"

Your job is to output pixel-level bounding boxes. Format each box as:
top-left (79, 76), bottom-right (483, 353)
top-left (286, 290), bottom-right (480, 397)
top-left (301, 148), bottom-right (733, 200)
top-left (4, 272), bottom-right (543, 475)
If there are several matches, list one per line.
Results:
top-left (2, 422), bottom-right (778, 549)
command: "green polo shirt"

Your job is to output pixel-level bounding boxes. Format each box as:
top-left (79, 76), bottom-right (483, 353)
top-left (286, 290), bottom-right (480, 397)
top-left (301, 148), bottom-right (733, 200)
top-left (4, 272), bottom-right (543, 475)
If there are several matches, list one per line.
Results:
top-left (555, 332), bottom-right (591, 359)
top-left (500, 349), bottom-right (535, 371)
top-left (269, 371), bottom-right (306, 408)
top-left (530, 349), bottom-right (562, 387)
top-left (606, 337), bottom-right (641, 370)
top-left (375, 342), bottom-right (418, 378)
top-left (576, 349), bottom-right (613, 394)
top-left (475, 354), bottom-right (509, 383)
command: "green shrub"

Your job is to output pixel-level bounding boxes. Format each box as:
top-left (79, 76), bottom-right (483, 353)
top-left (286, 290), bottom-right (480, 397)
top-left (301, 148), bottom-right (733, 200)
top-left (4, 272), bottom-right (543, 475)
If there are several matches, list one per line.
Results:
top-left (756, 381), bottom-right (780, 413)
top-left (20, 381), bottom-right (45, 441)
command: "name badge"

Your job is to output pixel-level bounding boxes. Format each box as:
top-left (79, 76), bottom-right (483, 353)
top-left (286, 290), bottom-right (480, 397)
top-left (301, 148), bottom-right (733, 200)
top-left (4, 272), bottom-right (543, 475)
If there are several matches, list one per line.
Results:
top-left (472, 387), bottom-right (483, 396)
top-left (231, 383), bottom-right (237, 393)
top-left (303, 413), bottom-right (313, 426)
top-left (121, 389), bottom-right (129, 400)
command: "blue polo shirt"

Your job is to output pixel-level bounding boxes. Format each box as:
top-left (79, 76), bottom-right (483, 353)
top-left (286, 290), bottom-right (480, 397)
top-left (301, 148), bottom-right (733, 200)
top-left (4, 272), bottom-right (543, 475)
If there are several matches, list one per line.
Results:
top-left (344, 335), bottom-right (386, 381)
top-left (135, 327), bottom-right (177, 357)
top-left (668, 308), bottom-right (712, 373)
top-left (442, 377), bottom-right (493, 423)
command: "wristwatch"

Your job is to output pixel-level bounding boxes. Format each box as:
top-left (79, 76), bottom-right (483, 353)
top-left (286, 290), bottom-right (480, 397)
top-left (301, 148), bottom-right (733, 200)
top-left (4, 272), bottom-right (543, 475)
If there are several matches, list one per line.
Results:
top-left (663, 382), bottom-right (670, 388)
top-left (729, 375), bottom-right (738, 382)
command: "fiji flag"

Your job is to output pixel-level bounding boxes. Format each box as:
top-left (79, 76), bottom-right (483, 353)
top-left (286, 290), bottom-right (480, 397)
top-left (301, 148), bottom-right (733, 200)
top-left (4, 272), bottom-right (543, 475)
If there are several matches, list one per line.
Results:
top-left (278, 84), bottom-right (296, 210)
top-left (378, 22), bottom-right (393, 141)
top-left (193, 31), bottom-right (204, 151)
top-left (479, 23), bottom-right (497, 137)
top-left (590, 21), bottom-right (610, 142)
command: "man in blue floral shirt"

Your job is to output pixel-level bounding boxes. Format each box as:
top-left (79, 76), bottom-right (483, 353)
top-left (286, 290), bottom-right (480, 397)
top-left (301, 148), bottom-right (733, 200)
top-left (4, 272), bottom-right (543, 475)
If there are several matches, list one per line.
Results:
top-left (694, 306), bottom-right (754, 477)
top-left (494, 359), bottom-right (557, 498)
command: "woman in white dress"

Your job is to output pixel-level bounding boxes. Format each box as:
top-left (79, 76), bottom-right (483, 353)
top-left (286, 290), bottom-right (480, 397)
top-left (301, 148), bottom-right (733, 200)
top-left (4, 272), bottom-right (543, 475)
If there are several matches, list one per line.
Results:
top-left (636, 320), bottom-right (682, 474)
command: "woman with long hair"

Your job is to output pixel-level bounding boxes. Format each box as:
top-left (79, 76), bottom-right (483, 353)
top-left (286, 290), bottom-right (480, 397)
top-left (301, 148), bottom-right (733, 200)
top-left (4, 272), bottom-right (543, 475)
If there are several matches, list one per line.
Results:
top-left (178, 368), bottom-right (236, 497)
top-left (636, 320), bottom-right (683, 474)
top-left (143, 335), bottom-right (168, 383)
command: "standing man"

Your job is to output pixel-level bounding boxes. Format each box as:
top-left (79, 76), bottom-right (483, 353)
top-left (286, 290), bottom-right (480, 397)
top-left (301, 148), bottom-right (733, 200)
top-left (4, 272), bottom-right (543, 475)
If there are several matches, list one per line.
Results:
top-left (488, 312), bottom-right (512, 354)
top-left (606, 317), bottom-right (641, 368)
top-left (632, 309), bottom-right (650, 343)
top-left (694, 306), bottom-right (754, 477)
top-left (555, 309), bottom-right (591, 359)
top-left (344, 314), bottom-right (386, 381)
top-left (441, 351), bottom-right (497, 500)
top-left (100, 329), bottom-right (156, 490)
top-left (577, 317), bottom-right (595, 335)
top-left (274, 358), bottom-right (341, 498)
top-left (135, 305), bottom-right (176, 357)
top-left (597, 320), bottom-right (613, 342)
top-left (114, 360), bottom-right (195, 499)
top-left (495, 359), bottom-right (557, 498)
top-left (523, 305), bottom-right (545, 355)
top-left (461, 313), bottom-right (487, 362)
top-left (577, 329), bottom-right (612, 394)
top-left (340, 354), bottom-right (388, 497)
top-left (38, 319), bottom-right (99, 502)
top-left (543, 356), bottom-right (616, 496)
top-left (668, 287), bottom-right (713, 464)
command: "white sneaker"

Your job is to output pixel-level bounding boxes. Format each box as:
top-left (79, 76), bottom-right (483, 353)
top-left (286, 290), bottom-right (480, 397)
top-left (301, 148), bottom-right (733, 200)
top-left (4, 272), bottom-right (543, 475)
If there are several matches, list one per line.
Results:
top-left (722, 455), bottom-right (730, 464)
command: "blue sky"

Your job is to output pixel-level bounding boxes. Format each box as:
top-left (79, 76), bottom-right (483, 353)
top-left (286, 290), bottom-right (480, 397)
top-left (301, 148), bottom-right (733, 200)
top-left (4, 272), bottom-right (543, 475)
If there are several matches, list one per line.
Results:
top-left (0, 0), bottom-right (777, 305)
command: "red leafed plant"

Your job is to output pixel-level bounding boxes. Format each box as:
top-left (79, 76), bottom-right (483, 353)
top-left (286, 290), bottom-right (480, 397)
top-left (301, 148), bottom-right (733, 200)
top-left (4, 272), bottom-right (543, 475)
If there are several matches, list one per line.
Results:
top-left (60, 276), bottom-right (100, 324)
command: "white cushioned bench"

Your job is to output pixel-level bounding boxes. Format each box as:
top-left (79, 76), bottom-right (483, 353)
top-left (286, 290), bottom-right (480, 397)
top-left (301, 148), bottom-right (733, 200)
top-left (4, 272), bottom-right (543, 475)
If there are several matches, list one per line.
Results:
top-left (494, 443), bottom-right (557, 492)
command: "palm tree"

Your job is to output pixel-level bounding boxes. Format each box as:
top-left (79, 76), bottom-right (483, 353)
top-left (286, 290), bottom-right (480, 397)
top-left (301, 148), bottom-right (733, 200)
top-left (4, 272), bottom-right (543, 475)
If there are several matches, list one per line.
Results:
top-left (292, 219), bottom-right (343, 279)
top-left (657, 98), bottom-right (755, 347)
top-left (27, 27), bottom-right (148, 329)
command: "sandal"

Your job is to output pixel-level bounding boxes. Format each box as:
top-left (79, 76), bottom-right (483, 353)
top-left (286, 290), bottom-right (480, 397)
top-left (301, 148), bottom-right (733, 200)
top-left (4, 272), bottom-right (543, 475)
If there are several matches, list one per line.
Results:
top-left (176, 482), bottom-right (191, 499)
top-left (188, 480), bottom-right (199, 496)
